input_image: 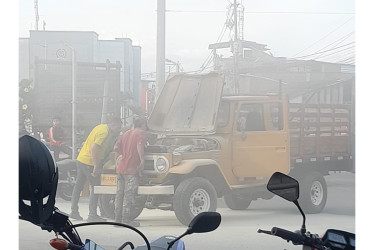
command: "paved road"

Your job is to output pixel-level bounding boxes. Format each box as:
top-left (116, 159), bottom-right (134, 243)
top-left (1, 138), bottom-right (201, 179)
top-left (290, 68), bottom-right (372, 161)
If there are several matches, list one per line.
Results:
top-left (19, 172), bottom-right (355, 249)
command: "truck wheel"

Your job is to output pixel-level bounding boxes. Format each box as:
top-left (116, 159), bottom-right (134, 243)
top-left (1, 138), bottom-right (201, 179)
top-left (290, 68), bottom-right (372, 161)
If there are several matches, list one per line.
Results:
top-left (99, 194), bottom-right (146, 221)
top-left (224, 194), bottom-right (251, 210)
top-left (299, 172), bottom-right (327, 214)
top-left (99, 194), bottom-right (116, 219)
top-left (173, 177), bottom-right (217, 226)
top-left (56, 160), bottom-right (77, 201)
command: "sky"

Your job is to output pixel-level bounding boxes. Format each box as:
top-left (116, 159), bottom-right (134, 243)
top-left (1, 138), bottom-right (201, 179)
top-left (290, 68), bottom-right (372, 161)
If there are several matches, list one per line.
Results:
top-left (18, 0), bottom-right (356, 73)
top-left (3, 0), bottom-right (374, 248)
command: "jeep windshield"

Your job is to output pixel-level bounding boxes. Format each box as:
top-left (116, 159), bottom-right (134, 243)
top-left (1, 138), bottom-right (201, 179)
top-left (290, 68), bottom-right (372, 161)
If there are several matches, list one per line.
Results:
top-left (147, 72), bottom-right (225, 135)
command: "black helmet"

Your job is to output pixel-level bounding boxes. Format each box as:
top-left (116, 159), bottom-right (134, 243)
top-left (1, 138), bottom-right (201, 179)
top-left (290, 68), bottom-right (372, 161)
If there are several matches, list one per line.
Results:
top-left (19, 135), bottom-right (58, 225)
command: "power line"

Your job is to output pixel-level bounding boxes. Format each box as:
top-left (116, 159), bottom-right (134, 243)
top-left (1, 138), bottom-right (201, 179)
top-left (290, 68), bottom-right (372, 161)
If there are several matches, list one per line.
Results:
top-left (244, 11), bottom-right (354, 15)
top-left (293, 42), bottom-right (355, 59)
top-left (315, 39), bottom-right (354, 60)
top-left (166, 10), bottom-right (354, 15)
top-left (315, 46), bottom-right (355, 60)
top-left (199, 10), bottom-right (231, 72)
top-left (336, 51), bottom-right (355, 61)
top-left (336, 55), bottom-right (355, 64)
top-left (288, 31), bottom-right (355, 64)
top-left (328, 51), bottom-right (355, 64)
top-left (291, 16), bottom-right (354, 57)
top-left (338, 57), bottom-right (355, 64)
top-left (313, 32), bottom-right (354, 60)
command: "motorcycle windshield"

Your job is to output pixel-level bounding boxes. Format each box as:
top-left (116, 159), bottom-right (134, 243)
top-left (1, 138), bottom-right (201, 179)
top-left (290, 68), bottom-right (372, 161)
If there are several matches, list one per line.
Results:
top-left (148, 72), bottom-right (225, 135)
top-left (84, 239), bottom-right (105, 250)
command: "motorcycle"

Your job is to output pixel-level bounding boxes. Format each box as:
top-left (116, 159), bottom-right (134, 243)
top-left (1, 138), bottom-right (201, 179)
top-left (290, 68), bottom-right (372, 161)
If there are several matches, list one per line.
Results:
top-left (258, 172), bottom-right (355, 250)
top-left (30, 131), bottom-right (77, 201)
top-left (56, 159), bottom-right (77, 201)
top-left (44, 208), bottom-right (221, 250)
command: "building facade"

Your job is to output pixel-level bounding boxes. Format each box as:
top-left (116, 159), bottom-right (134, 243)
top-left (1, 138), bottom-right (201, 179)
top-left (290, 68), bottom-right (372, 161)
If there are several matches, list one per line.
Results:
top-left (210, 39), bottom-right (355, 105)
top-left (19, 30), bottom-right (142, 106)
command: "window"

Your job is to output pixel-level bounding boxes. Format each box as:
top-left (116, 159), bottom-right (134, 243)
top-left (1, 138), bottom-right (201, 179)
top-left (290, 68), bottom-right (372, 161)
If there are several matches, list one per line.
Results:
top-left (217, 101), bottom-right (230, 127)
top-left (237, 103), bottom-right (265, 131)
top-left (237, 102), bottom-right (283, 131)
top-left (268, 103), bottom-right (283, 131)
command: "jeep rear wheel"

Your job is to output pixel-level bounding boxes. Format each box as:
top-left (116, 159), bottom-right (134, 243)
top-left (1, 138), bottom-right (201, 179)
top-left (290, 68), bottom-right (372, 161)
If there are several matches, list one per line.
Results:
top-left (299, 172), bottom-right (327, 214)
top-left (224, 193), bottom-right (251, 210)
top-left (99, 194), bottom-right (146, 221)
top-left (173, 177), bottom-right (217, 226)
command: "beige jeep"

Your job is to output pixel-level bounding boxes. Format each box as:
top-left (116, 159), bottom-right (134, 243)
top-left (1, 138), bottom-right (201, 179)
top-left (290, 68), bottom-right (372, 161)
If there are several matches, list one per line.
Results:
top-left (95, 72), bottom-right (290, 226)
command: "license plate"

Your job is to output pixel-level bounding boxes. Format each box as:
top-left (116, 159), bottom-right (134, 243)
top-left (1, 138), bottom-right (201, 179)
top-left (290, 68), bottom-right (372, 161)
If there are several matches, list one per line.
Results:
top-left (101, 174), bottom-right (117, 186)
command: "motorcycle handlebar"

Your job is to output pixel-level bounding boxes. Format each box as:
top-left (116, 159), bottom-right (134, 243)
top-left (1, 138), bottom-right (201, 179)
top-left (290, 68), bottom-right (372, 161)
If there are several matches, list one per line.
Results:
top-left (271, 227), bottom-right (304, 244)
top-left (67, 243), bottom-right (83, 250)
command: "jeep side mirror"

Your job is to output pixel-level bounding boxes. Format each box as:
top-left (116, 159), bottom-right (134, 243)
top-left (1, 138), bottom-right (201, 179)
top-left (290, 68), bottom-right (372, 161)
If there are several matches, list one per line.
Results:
top-left (237, 118), bottom-right (247, 140)
top-left (241, 131), bottom-right (247, 140)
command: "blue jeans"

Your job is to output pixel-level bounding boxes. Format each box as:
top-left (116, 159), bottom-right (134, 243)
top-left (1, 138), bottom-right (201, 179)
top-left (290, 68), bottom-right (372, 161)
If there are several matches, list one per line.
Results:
top-left (70, 161), bottom-right (101, 217)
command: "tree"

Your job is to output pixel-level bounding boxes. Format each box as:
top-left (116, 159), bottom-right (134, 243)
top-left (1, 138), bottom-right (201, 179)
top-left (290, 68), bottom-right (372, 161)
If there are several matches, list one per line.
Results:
top-left (19, 79), bottom-right (34, 132)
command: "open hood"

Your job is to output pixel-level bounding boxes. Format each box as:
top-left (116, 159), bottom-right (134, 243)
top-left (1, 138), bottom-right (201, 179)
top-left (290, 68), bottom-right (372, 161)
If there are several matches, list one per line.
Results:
top-left (148, 72), bottom-right (225, 135)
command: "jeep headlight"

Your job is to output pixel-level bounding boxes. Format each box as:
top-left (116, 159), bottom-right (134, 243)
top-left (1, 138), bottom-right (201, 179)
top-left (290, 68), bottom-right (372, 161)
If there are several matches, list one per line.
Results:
top-left (155, 157), bottom-right (169, 173)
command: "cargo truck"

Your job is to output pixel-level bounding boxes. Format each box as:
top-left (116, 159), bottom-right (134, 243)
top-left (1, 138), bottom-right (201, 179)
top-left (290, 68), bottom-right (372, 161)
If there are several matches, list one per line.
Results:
top-left (94, 72), bottom-right (354, 226)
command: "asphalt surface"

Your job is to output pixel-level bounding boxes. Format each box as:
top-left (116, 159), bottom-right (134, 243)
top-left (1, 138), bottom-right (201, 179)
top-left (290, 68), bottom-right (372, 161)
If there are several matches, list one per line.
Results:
top-left (18, 171), bottom-right (355, 249)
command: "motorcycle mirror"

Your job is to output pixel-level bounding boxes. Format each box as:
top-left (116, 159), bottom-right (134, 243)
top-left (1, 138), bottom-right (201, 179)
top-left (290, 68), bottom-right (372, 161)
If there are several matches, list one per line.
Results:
top-left (267, 172), bottom-right (299, 202)
top-left (167, 212), bottom-right (221, 250)
top-left (267, 172), bottom-right (307, 235)
top-left (187, 211), bottom-right (221, 234)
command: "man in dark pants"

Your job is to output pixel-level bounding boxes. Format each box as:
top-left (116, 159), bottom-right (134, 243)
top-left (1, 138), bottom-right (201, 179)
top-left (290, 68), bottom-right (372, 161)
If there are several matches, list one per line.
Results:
top-left (70, 117), bottom-right (122, 222)
top-left (114, 117), bottom-right (147, 227)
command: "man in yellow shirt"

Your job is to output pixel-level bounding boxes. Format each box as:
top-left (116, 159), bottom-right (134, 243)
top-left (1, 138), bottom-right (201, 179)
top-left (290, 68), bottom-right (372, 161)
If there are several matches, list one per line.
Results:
top-left (70, 117), bottom-right (122, 222)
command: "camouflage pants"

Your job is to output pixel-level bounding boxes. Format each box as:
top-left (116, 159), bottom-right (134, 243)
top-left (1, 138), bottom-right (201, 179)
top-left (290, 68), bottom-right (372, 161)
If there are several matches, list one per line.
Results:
top-left (114, 174), bottom-right (138, 223)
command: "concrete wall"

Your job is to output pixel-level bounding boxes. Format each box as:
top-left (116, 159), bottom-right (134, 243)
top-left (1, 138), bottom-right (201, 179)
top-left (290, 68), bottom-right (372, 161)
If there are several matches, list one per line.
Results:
top-left (19, 38), bottom-right (29, 81)
top-left (29, 30), bottom-right (98, 62)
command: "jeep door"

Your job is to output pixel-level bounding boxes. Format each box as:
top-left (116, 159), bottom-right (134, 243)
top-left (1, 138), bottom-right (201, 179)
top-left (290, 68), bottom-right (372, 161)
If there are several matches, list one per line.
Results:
top-left (232, 100), bottom-right (290, 177)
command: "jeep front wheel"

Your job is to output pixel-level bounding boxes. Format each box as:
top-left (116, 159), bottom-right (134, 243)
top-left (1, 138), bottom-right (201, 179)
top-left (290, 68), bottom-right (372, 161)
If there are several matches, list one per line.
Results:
top-left (224, 193), bottom-right (251, 210)
top-left (173, 177), bottom-right (217, 226)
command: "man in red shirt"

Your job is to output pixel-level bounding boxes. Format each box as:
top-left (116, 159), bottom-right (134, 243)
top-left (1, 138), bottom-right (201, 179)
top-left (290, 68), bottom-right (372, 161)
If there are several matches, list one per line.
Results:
top-left (48, 117), bottom-right (65, 161)
top-left (114, 117), bottom-right (147, 227)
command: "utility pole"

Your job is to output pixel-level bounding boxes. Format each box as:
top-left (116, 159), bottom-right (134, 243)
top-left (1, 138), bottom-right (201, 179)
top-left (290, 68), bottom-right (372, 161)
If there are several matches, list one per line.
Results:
top-left (233, 0), bottom-right (238, 42)
top-left (64, 43), bottom-right (76, 159)
top-left (101, 60), bottom-right (110, 124)
top-left (71, 48), bottom-right (76, 159)
top-left (156, 0), bottom-right (166, 98)
top-left (34, 0), bottom-right (39, 30)
top-left (233, 0), bottom-right (238, 93)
